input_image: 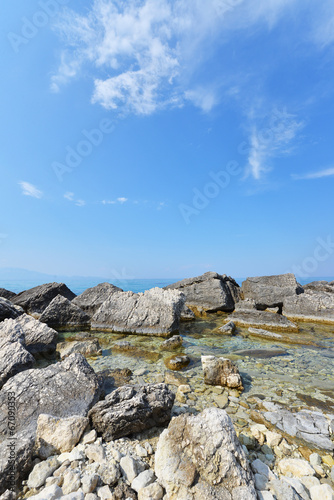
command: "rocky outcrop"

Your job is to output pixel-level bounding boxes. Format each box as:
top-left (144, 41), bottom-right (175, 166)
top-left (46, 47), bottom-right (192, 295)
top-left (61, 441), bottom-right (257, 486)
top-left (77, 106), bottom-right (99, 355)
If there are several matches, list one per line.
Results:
top-left (0, 288), bottom-right (16, 300)
top-left (241, 273), bottom-right (303, 310)
top-left (72, 282), bottom-right (123, 317)
top-left (12, 282), bottom-right (76, 316)
top-left (201, 355), bottom-right (243, 390)
top-left (0, 354), bottom-right (101, 493)
top-left (39, 295), bottom-right (90, 328)
top-left (91, 288), bottom-right (185, 336)
top-left (303, 280), bottom-right (334, 293)
top-left (165, 272), bottom-right (240, 313)
top-left (0, 298), bottom-right (23, 322)
top-left (225, 310), bottom-right (299, 332)
top-left (57, 339), bottom-right (102, 359)
top-left (283, 289), bottom-right (334, 323)
top-left (16, 314), bottom-right (58, 354)
top-left (89, 384), bottom-right (175, 441)
top-left (155, 408), bottom-right (257, 499)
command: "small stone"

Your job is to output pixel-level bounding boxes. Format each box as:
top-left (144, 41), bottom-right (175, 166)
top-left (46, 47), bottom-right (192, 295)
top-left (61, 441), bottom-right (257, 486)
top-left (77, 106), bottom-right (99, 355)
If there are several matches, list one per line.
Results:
top-left (85, 443), bottom-right (106, 463)
top-left (178, 384), bottom-right (191, 394)
top-left (61, 491), bottom-right (84, 500)
top-left (265, 430), bottom-right (282, 448)
top-left (219, 321), bottom-right (236, 335)
top-left (81, 474), bottom-right (99, 494)
top-left (120, 455), bottom-right (145, 483)
top-left (82, 430), bottom-right (97, 445)
top-left (278, 458), bottom-right (315, 477)
top-left (160, 335), bottom-right (183, 350)
top-left (62, 470), bottom-right (81, 494)
top-left (85, 495), bottom-right (99, 500)
top-left (257, 492), bottom-right (275, 500)
top-left (27, 456), bottom-right (60, 489)
top-left (98, 463), bottom-right (120, 486)
top-left (309, 483), bottom-right (334, 500)
top-left (96, 485), bottom-right (113, 500)
top-left (251, 459), bottom-right (274, 480)
top-left (213, 393), bottom-right (228, 409)
top-left (27, 484), bottom-right (63, 500)
top-left (254, 473), bottom-right (269, 490)
top-left (138, 482), bottom-right (164, 500)
top-left (136, 444), bottom-right (148, 457)
top-left (164, 354), bottom-right (190, 371)
top-left (310, 453), bottom-right (322, 467)
top-left (323, 455), bottom-right (334, 468)
top-left (131, 470), bottom-right (156, 493)
top-left (45, 476), bottom-right (62, 487)
top-left (300, 475), bottom-right (320, 491)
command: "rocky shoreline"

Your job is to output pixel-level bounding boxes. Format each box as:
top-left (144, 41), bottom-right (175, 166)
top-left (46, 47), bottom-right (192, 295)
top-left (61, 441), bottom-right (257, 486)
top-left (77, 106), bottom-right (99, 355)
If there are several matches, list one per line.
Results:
top-left (0, 272), bottom-right (334, 499)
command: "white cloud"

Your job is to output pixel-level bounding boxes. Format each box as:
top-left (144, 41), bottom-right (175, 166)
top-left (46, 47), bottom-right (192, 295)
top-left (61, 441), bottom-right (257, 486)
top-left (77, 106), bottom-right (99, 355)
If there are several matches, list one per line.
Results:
top-left (292, 166), bottom-right (334, 180)
top-left (75, 199), bottom-right (86, 207)
top-left (19, 181), bottom-right (43, 199)
top-left (102, 197), bottom-right (128, 204)
top-left (117, 197), bottom-right (128, 203)
top-left (64, 192), bottom-right (74, 201)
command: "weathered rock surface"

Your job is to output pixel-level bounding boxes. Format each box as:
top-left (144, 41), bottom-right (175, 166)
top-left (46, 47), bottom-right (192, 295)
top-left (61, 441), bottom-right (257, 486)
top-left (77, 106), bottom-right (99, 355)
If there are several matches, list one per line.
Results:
top-left (164, 354), bottom-right (190, 371)
top-left (165, 272), bottom-right (240, 313)
top-left (16, 314), bottom-right (58, 354)
top-left (155, 407), bottom-right (257, 499)
top-left (219, 320), bottom-right (236, 335)
top-left (89, 383), bottom-right (175, 441)
top-left (91, 288), bottom-right (185, 336)
top-left (0, 297), bottom-right (23, 322)
top-left (180, 304), bottom-right (195, 321)
top-left (201, 355), bottom-right (244, 390)
top-left (12, 282), bottom-right (76, 316)
top-left (72, 282), bottom-right (123, 317)
top-left (0, 288), bottom-right (16, 300)
top-left (57, 340), bottom-right (102, 359)
top-left (283, 289), bottom-right (334, 323)
top-left (303, 280), bottom-right (334, 293)
top-left (241, 273), bottom-right (303, 309)
top-left (0, 430), bottom-right (35, 495)
top-left (160, 335), bottom-right (183, 350)
top-left (40, 295), bottom-right (90, 328)
top-left (225, 310), bottom-right (299, 332)
top-left (35, 413), bottom-right (89, 459)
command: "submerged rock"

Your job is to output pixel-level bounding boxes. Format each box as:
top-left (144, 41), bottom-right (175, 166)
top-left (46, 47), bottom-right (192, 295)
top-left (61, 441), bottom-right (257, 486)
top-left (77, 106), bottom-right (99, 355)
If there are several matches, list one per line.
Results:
top-left (201, 355), bottom-right (244, 390)
top-left (241, 273), bottom-right (303, 309)
top-left (283, 289), bottom-right (334, 323)
top-left (40, 295), bottom-right (90, 328)
top-left (12, 282), bottom-right (76, 316)
top-left (180, 304), bottom-right (196, 321)
top-left (155, 408), bottom-right (257, 499)
top-left (165, 271), bottom-right (240, 313)
top-left (91, 288), bottom-right (185, 336)
top-left (232, 348), bottom-right (287, 359)
top-left (72, 282), bottom-right (123, 317)
top-left (57, 339), bottom-right (102, 359)
top-left (89, 383), bottom-right (175, 441)
top-left (0, 297), bottom-right (23, 322)
top-left (225, 310), bottom-right (299, 332)
top-left (164, 354), bottom-right (190, 371)
top-left (160, 335), bottom-right (183, 350)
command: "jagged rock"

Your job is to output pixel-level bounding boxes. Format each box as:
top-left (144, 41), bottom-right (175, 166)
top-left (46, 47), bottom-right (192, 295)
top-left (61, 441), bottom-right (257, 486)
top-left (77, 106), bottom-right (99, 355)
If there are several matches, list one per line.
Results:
top-left (160, 335), bottom-right (183, 350)
top-left (241, 273), bottom-right (303, 309)
top-left (91, 288), bottom-right (185, 336)
top-left (180, 304), bottom-right (195, 321)
top-left (12, 282), bottom-right (76, 316)
top-left (57, 340), bottom-right (102, 359)
top-left (283, 289), bottom-right (334, 323)
top-left (304, 280), bottom-right (334, 293)
top-left (219, 320), bottom-right (236, 334)
top-left (89, 383), bottom-right (175, 441)
top-left (27, 456), bottom-right (60, 489)
top-left (0, 354), bottom-right (101, 494)
top-left (0, 288), bottom-right (16, 300)
top-left (34, 414), bottom-right (89, 459)
top-left (40, 295), bottom-right (90, 328)
top-left (165, 272), bottom-right (240, 313)
top-left (72, 282), bottom-right (123, 317)
top-left (201, 355), bottom-right (244, 390)
top-left (0, 297), bottom-right (23, 322)
top-left (225, 310), bottom-right (299, 332)
top-left (0, 430), bottom-right (35, 495)
top-left (155, 407), bottom-right (257, 499)
top-left (0, 334), bottom-right (35, 388)
top-left (16, 314), bottom-right (58, 354)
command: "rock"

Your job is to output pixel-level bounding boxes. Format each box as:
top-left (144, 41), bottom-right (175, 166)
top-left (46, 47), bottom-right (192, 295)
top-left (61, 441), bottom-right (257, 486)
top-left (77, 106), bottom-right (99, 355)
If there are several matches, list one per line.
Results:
top-left (85, 443), bottom-right (106, 464)
top-left (283, 289), bottom-right (334, 323)
top-left (180, 304), bottom-right (195, 321)
top-left (241, 273), bottom-right (303, 309)
top-left (96, 485), bottom-right (113, 499)
top-left (164, 354), bottom-right (190, 370)
top-left (40, 295), bottom-right (90, 328)
top-left (120, 455), bottom-right (146, 483)
top-left (304, 281), bottom-right (334, 293)
top-left (0, 491), bottom-right (16, 500)
top-left (270, 478), bottom-right (304, 500)
top-left (84, 495), bottom-right (98, 500)
top-left (165, 271), bottom-right (240, 313)
top-left (251, 459), bottom-right (275, 480)
top-left (160, 335), bottom-right (183, 350)
top-left (232, 348), bottom-right (287, 358)
top-left (112, 482), bottom-right (137, 499)
top-left (132, 470), bottom-right (156, 492)
top-left (61, 492), bottom-right (84, 500)
top-left (248, 327), bottom-right (284, 340)
top-left (265, 430), bottom-right (282, 447)
top-left (98, 463), bottom-right (120, 486)
top-left (278, 458), bottom-right (315, 477)
top-left (82, 429), bottom-right (97, 445)
top-left (35, 414), bottom-right (89, 459)
top-left (225, 310), bottom-right (299, 332)
top-left (164, 370), bottom-right (188, 386)
top-left (201, 355), bottom-right (243, 390)
top-left (81, 474), bottom-right (99, 494)
top-left (309, 484), bottom-right (334, 499)
top-left (72, 282), bottom-right (123, 317)
top-left (15, 314), bottom-right (58, 354)
top-left (91, 288), bottom-right (185, 336)
top-left (257, 492), bottom-right (275, 500)
top-left (27, 484), bottom-right (63, 499)
top-left (62, 470), bottom-right (81, 494)
top-left (12, 282), bottom-right (76, 316)
top-left (57, 340), bottom-right (102, 359)
top-left (89, 384), bottom-right (175, 441)
top-left (0, 289), bottom-right (16, 300)
top-left (281, 477), bottom-right (311, 500)
top-left (27, 456), bottom-right (60, 489)
top-left (219, 321), bottom-right (236, 335)
top-left (0, 297), bottom-right (23, 322)
top-left (155, 407), bottom-right (257, 499)
top-left (0, 323), bottom-right (35, 388)
top-left (138, 482), bottom-right (164, 500)
top-left (309, 453), bottom-right (322, 467)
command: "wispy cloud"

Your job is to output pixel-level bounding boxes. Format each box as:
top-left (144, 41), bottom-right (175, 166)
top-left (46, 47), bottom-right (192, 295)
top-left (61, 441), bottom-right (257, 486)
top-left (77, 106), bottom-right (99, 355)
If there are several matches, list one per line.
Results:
top-left (64, 192), bottom-right (74, 201)
top-left (64, 192), bottom-right (86, 206)
top-left (19, 181), bottom-right (43, 199)
top-left (75, 199), bottom-right (86, 207)
top-left (102, 197), bottom-right (128, 205)
top-left (292, 166), bottom-right (334, 180)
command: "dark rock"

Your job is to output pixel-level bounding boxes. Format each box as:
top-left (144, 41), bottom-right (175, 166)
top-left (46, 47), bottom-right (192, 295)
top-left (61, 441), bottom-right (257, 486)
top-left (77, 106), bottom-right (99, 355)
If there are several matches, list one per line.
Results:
top-left (12, 282), bottom-right (76, 316)
top-left (0, 298), bottom-right (23, 322)
top-left (201, 355), bottom-right (243, 390)
top-left (164, 354), bottom-right (190, 371)
top-left (92, 288), bottom-right (185, 336)
top-left (16, 314), bottom-right (58, 354)
top-left (241, 273), bottom-right (303, 309)
top-left (72, 282), bottom-right (123, 317)
top-left (0, 289), bottom-right (16, 300)
top-left (0, 430), bottom-right (34, 495)
top-left (225, 310), bottom-right (299, 332)
top-left (39, 295), bottom-right (90, 328)
top-left (112, 482), bottom-right (137, 500)
top-left (165, 271), bottom-right (240, 313)
top-left (89, 383), bottom-right (175, 441)
top-left (283, 289), bottom-right (334, 323)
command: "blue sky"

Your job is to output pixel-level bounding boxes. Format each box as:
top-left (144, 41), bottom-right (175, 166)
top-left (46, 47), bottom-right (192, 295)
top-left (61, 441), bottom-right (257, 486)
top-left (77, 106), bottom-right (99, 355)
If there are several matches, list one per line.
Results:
top-left (1, 0), bottom-right (334, 280)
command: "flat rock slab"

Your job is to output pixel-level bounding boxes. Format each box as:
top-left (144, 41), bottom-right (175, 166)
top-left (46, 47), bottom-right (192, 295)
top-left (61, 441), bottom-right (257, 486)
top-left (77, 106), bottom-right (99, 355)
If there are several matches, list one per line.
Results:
top-left (231, 349), bottom-right (287, 359)
top-left (283, 289), bottom-right (334, 324)
top-left (12, 282), bottom-right (76, 316)
top-left (225, 310), bottom-right (299, 332)
top-left (72, 282), bottom-right (123, 317)
top-left (89, 383), bottom-right (175, 441)
top-left (40, 295), bottom-right (90, 328)
top-left (241, 273), bottom-right (303, 309)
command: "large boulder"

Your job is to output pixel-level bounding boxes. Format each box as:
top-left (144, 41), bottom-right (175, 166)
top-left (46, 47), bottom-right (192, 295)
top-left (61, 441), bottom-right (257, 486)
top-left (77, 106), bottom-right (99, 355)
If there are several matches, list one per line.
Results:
top-left (241, 273), bottom-right (303, 310)
top-left (225, 310), bottom-right (299, 332)
top-left (12, 282), bottom-right (76, 316)
top-left (89, 383), bottom-right (175, 441)
top-left (0, 353), bottom-right (101, 493)
top-left (303, 280), bottom-right (334, 293)
top-left (165, 272), bottom-right (240, 313)
top-left (72, 282), bottom-right (123, 317)
top-left (0, 288), bottom-right (16, 300)
top-left (39, 295), bottom-right (90, 328)
top-left (0, 298), bottom-right (23, 322)
top-left (283, 289), bottom-right (334, 323)
top-left (201, 355), bottom-right (243, 390)
top-left (155, 408), bottom-right (257, 499)
top-left (91, 288), bottom-right (185, 336)
top-left (15, 314), bottom-right (58, 354)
